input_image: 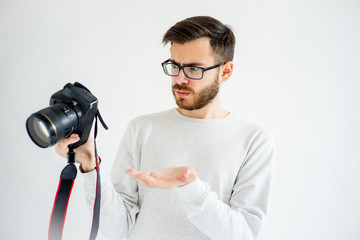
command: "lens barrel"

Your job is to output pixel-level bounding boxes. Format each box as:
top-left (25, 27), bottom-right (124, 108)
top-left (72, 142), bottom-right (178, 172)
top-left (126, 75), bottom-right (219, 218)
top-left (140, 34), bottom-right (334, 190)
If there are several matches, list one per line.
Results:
top-left (26, 103), bottom-right (78, 148)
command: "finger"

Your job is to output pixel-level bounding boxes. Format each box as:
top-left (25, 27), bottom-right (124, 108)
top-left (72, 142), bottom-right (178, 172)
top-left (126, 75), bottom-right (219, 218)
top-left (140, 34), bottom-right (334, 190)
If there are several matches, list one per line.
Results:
top-left (136, 174), bottom-right (151, 185)
top-left (126, 169), bottom-right (146, 181)
top-left (183, 168), bottom-right (191, 179)
top-left (65, 134), bottom-right (80, 145)
top-left (127, 172), bottom-right (152, 187)
top-left (133, 176), bottom-right (149, 186)
top-left (127, 169), bottom-right (158, 187)
top-left (55, 140), bottom-right (69, 156)
top-left (55, 134), bottom-right (80, 156)
top-left (138, 173), bottom-right (154, 183)
top-left (126, 168), bottom-right (141, 176)
top-left (56, 134), bottom-right (80, 148)
top-left (126, 169), bottom-right (152, 177)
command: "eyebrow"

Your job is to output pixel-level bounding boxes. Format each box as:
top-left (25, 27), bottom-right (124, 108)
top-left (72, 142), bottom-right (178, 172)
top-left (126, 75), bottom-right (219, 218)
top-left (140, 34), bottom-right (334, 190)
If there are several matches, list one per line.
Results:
top-left (169, 59), bottom-right (205, 67)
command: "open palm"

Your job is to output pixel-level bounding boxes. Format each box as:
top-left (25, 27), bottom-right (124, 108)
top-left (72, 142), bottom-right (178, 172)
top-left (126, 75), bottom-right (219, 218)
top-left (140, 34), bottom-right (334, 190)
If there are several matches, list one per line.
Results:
top-left (126, 166), bottom-right (197, 189)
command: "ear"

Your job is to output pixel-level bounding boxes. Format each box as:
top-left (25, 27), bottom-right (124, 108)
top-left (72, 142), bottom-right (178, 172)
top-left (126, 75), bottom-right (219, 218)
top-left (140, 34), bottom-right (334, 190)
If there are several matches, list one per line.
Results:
top-left (220, 61), bottom-right (233, 84)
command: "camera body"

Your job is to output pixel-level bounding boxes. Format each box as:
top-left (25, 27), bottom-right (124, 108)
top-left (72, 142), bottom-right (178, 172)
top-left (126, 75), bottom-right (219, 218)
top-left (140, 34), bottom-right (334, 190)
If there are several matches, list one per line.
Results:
top-left (26, 82), bottom-right (99, 149)
top-left (50, 82), bottom-right (98, 148)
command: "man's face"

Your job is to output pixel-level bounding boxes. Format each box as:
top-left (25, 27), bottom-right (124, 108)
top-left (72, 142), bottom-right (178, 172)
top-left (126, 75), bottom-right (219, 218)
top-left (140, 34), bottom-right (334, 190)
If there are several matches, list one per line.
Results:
top-left (170, 37), bottom-right (222, 111)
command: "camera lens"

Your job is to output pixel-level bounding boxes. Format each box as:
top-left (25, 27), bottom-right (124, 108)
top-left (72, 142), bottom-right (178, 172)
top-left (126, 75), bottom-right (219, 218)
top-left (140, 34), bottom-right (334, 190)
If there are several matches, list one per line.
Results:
top-left (26, 103), bottom-right (78, 148)
top-left (27, 117), bottom-right (51, 147)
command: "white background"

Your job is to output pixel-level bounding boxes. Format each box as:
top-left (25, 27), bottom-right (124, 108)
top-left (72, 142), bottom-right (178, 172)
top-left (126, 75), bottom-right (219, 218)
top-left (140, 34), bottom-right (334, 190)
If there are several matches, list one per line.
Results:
top-left (1, 0), bottom-right (359, 239)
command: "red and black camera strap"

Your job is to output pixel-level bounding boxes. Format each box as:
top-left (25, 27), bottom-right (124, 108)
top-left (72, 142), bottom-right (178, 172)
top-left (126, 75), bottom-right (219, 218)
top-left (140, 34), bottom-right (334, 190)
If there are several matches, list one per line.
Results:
top-left (48, 151), bottom-right (77, 240)
top-left (48, 112), bottom-right (107, 240)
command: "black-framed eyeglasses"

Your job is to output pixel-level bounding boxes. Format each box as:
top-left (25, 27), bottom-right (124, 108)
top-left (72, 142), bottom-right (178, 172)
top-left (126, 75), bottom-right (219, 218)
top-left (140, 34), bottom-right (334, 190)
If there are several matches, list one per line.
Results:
top-left (161, 59), bottom-right (226, 80)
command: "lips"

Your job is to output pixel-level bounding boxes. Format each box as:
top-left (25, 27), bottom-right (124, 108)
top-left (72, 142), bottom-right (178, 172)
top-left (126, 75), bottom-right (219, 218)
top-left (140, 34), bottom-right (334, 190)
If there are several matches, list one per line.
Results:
top-left (176, 90), bottom-right (190, 97)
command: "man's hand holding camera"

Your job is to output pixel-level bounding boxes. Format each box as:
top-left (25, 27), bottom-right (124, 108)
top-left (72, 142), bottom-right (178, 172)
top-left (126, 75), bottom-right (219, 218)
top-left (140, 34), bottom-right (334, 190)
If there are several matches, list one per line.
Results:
top-left (55, 134), bottom-right (96, 172)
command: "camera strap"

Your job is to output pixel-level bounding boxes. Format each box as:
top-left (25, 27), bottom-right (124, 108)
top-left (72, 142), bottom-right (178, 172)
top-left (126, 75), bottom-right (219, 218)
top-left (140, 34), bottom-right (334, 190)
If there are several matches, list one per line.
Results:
top-left (48, 150), bottom-right (77, 240)
top-left (48, 111), bottom-right (108, 240)
top-left (90, 109), bottom-right (108, 239)
top-left (89, 115), bottom-right (102, 240)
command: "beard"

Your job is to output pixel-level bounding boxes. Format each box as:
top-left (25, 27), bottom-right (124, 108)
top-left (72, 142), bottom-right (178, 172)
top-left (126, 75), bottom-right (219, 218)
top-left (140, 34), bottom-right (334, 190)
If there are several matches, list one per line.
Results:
top-left (172, 76), bottom-right (220, 111)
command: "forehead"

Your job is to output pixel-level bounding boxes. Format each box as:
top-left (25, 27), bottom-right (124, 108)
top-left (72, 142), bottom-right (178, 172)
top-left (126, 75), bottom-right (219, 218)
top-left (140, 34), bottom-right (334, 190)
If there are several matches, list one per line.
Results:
top-left (170, 37), bottom-right (216, 65)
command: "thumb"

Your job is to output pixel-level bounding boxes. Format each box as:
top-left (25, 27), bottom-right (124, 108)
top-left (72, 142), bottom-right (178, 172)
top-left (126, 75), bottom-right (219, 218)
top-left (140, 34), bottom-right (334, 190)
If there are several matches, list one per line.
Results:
top-left (183, 167), bottom-right (197, 183)
top-left (183, 168), bottom-right (192, 179)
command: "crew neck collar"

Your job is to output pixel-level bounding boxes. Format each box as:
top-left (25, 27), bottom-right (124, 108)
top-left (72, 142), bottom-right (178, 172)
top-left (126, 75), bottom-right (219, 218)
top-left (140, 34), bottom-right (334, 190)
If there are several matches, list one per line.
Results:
top-left (170, 108), bottom-right (234, 124)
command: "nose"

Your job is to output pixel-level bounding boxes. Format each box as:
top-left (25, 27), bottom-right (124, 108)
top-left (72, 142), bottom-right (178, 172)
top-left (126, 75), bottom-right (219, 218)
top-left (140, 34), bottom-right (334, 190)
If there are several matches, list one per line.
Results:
top-left (174, 69), bottom-right (189, 85)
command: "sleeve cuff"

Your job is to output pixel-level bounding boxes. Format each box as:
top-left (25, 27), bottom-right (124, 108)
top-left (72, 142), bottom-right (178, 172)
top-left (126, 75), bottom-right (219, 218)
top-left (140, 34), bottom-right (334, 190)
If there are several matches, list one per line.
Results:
top-left (80, 168), bottom-right (99, 192)
top-left (175, 178), bottom-right (209, 203)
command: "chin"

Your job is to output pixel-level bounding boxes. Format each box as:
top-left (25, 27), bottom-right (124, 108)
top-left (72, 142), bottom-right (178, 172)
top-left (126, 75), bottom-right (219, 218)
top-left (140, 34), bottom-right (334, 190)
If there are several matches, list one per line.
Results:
top-left (176, 100), bottom-right (194, 111)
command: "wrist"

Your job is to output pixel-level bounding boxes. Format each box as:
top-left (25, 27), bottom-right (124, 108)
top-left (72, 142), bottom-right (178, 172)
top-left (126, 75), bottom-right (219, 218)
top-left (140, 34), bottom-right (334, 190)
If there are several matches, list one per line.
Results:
top-left (79, 156), bottom-right (101, 173)
top-left (79, 164), bottom-right (96, 173)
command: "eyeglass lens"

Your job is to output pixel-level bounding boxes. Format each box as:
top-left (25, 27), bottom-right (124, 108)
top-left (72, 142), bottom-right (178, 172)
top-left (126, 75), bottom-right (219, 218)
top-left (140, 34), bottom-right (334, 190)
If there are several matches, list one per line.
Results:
top-left (163, 63), bottom-right (203, 79)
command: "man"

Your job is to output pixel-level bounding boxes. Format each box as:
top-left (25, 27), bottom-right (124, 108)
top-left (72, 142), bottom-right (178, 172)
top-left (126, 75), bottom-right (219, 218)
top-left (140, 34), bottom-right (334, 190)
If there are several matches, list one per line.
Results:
top-left (56, 16), bottom-right (274, 240)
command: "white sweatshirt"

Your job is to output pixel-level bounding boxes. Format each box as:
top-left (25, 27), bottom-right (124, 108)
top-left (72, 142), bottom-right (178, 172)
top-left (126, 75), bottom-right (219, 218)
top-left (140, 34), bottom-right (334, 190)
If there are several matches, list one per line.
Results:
top-left (82, 108), bottom-right (274, 240)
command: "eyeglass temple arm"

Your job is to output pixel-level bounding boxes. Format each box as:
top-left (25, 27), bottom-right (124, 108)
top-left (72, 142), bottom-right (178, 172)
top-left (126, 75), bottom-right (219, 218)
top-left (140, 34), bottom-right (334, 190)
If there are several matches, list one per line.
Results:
top-left (203, 62), bottom-right (227, 71)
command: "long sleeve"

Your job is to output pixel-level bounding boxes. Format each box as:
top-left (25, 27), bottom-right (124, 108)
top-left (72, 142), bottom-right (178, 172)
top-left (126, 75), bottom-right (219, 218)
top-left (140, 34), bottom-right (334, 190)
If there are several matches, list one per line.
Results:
top-left (81, 109), bottom-right (274, 240)
top-left (82, 121), bottom-right (140, 239)
top-left (175, 130), bottom-right (274, 240)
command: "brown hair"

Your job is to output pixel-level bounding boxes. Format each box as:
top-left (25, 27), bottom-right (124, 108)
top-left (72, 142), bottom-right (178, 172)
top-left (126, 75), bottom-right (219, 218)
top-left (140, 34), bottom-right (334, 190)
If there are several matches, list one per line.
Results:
top-left (162, 16), bottom-right (235, 62)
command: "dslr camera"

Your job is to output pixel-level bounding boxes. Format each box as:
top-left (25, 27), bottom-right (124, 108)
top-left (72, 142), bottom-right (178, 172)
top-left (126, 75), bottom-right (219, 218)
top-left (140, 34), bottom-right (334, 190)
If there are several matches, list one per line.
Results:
top-left (26, 82), bottom-right (107, 149)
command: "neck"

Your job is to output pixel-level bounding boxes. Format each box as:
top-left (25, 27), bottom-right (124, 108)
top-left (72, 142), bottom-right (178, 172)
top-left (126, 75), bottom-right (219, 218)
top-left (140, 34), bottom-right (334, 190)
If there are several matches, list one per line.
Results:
top-left (176, 97), bottom-right (229, 119)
